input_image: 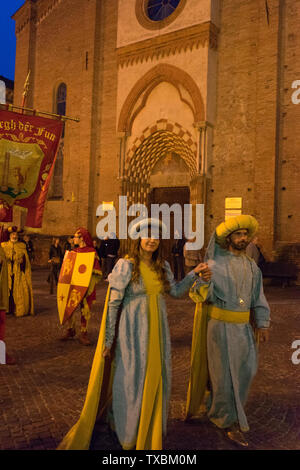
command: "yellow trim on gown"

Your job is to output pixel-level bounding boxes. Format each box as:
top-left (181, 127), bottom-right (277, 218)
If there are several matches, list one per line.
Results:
top-left (134, 261), bottom-right (163, 450)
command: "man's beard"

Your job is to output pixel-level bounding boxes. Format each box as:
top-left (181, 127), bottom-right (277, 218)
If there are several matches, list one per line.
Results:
top-left (229, 239), bottom-right (249, 251)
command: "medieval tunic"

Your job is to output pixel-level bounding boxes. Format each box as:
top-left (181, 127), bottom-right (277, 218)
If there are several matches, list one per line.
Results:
top-left (1, 240), bottom-right (34, 317)
top-left (57, 257), bottom-right (198, 450)
top-left (187, 243), bottom-right (270, 432)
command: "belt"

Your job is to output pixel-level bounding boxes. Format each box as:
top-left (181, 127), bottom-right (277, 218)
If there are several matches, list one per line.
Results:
top-left (208, 305), bottom-right (250, 324)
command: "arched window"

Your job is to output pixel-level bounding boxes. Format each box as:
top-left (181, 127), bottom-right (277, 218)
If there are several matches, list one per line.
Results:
top-left (56, 83), bottom-right (67, 136)
top-left (48, 83), bottom-right (67, 200)
top-left (56, 83), bottom-right (67, 114)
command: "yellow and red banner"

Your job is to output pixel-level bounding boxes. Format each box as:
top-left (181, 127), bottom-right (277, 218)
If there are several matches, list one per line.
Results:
top-left (57, 250), bottom-right (95, 325)
top-left (0, 108), bottom-right (63, 227)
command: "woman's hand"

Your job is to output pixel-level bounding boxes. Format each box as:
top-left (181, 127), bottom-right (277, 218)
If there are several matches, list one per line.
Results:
top-left (102, 347), bottom-right (111, 359)
top-left (194, 262), bottom-right (212, 282)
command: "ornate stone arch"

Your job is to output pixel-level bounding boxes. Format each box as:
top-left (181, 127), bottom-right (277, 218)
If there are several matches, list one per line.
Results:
top-left (122, 119), bottom-right (197, 206)
top-left (117, 63), bottom-right (205, 133)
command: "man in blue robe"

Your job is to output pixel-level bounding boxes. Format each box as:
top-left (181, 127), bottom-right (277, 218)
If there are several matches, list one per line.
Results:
top-left (186, 215), bottom-right (270, 447)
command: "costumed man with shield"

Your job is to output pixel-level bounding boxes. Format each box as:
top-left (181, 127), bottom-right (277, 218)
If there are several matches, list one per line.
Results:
top-left (58, 227), bottom-right (102, 346)
top-left (185, 215), bottom-right (270, 447)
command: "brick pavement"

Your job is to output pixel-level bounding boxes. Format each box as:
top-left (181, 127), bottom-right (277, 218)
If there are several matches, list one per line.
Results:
top-left (0, 268), bottom-right (299, 450)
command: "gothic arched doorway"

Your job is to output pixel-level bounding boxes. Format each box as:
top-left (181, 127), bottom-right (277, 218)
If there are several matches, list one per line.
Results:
top-left (122, 120), bottom-right (197, 261)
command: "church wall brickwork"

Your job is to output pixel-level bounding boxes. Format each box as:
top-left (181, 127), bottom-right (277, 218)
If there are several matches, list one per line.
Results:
top-left (11, 0), bottom-right (300, 278)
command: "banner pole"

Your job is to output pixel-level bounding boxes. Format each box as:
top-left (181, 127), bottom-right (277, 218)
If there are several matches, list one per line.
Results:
top-left (21, 70), bottom-right (31, 110)
top-left (1, 103), bottom-right (80, 123)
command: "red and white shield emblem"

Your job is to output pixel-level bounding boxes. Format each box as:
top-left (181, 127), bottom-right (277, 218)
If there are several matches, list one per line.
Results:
top-left (57, 250), bottom-right (95, 325)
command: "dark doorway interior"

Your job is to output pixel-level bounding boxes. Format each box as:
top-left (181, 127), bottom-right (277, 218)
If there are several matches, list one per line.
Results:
top-left (148, 186), bottom-right (190, 266)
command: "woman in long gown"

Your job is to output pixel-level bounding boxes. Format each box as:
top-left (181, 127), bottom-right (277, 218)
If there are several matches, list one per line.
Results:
top-left (58, 218), bottom-right (211, 450)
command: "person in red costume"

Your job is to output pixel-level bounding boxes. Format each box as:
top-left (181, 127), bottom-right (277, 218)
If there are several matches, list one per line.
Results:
top-left (60, 227), bottom-right (102, 346)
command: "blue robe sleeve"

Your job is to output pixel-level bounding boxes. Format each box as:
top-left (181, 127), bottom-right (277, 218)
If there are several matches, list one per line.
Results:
top-left (105, 258), bottom-right (132, 348)
top-left (251, 266), bottom-right (270, 328)
top-left (164, 261), bottom-right (199, 298)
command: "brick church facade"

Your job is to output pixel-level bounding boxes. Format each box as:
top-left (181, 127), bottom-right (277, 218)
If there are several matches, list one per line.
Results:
top-left (12, 0), bottom-right (300, 269)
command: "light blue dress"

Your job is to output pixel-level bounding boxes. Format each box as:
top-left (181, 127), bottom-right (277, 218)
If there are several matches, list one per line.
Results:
top-left (191, 237), bottom-right (270, 431)
top-left (105, 258), bottom-right (198, 448)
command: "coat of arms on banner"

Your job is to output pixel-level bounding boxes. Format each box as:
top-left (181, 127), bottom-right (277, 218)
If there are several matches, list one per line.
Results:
top-left (0, 139), bottom-right (44, 203)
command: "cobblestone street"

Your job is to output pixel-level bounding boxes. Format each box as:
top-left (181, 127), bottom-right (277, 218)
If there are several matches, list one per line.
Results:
top-left (0, 267), bottom-right (300, 451)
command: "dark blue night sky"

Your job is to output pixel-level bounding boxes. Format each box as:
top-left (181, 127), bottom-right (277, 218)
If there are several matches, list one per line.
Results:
top-left (0, 1), bottom-right (26, 80)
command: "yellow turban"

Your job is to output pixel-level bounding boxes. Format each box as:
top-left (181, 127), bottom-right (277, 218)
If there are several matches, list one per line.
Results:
top-left (215, 215), bottom-right (258, 248)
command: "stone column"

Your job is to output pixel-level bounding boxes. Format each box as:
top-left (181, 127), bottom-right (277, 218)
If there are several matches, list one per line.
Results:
top-left (117, 131), bottom-right (129, 179)
top-left (192, 121), bottom-right (214, 205)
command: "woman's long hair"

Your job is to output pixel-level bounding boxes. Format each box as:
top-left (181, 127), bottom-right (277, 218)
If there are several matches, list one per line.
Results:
top-left (128, 238), bottom-right (170, 293)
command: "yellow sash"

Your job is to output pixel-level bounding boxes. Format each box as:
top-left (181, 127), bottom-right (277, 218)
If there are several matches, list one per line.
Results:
top-left (209, 305), bottom-right (250, 324)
